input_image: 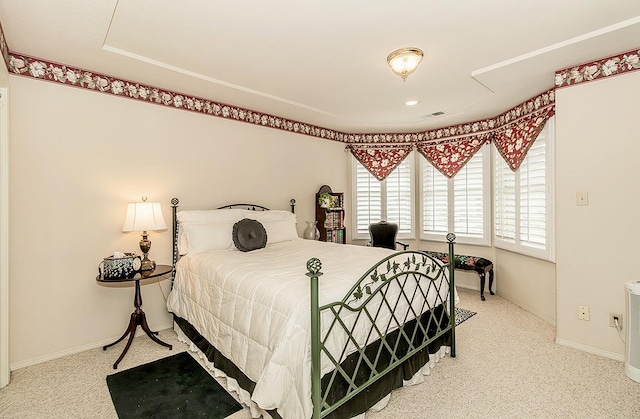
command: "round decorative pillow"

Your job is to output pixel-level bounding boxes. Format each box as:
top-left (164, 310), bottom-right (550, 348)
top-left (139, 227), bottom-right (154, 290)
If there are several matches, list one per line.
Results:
top-left (232, 218), bottom-right (268, 252)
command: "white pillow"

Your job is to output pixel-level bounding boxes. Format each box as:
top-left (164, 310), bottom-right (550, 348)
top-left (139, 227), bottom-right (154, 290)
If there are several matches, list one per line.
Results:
top-left (245, 209), bottom-right (295, 222)
top-left (179, 222), bottom-right (235, 254)
top-left (242, 210), bottom-right (298, 243)
top-left (176, 209), bottom-right (298, 253)
top-left (177, 209), bottom-right (246, 254)
top-left (177, 209), bottom-right (245, 224)
top-left (260, 216), bottom-right (299, 244)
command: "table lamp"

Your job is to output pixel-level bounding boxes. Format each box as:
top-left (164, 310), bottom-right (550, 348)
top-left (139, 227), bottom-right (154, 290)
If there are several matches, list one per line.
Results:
top-left (122, 197), bottom-right (167, 271)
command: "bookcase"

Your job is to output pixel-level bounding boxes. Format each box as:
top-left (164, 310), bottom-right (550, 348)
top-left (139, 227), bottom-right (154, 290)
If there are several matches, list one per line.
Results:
top-left (315, 185), bottom-right (346, 244)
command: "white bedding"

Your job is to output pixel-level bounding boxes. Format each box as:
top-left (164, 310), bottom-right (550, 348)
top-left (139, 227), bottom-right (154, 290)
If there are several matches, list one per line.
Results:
top-left (166, 238), bottom-right (453, 419)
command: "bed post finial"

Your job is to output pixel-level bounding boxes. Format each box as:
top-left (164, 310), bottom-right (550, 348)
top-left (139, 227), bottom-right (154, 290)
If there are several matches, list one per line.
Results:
top-left (290, 198), bottom-right (296, 213)
top-left (306, 258), bottom-right (323, 278)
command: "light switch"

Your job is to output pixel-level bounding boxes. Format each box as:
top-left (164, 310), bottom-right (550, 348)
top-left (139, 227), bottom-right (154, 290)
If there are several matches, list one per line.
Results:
top-left (576, 191), bottom-right (589, 206)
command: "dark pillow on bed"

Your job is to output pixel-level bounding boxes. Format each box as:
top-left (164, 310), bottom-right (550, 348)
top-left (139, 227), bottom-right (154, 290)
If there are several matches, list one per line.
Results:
top-left (232, 218), bottom-right (268, 252)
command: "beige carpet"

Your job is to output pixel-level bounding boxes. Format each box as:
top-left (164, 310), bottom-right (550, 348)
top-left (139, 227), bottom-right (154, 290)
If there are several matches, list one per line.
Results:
top-left (1, 287), bottom-right (639, 418)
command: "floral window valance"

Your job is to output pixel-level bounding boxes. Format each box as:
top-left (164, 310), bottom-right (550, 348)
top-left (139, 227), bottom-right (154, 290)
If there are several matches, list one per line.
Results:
top-left (346, 89), bottom-right (555, 180)
top-left (346, 143), bottom-right (414, 181)
top-left (492, 106), bottom-right (555, 171)
top-left (416, 134), bottom-right (491, 178)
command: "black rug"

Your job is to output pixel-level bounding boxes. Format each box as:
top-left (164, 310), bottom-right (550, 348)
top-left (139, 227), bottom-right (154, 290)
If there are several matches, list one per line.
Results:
top-left (455, 307), bottom-right (477, 325)
top-left (106, 351), bottom-right (242, 419)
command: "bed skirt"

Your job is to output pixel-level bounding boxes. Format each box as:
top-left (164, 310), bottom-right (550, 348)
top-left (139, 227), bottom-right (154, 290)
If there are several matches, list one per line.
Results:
top-left (173, 310), bottom-right (451, 419)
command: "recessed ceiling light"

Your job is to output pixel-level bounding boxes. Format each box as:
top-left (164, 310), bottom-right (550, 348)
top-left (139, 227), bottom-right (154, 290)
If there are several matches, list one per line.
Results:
top-left (405, 100), bottom-right (419, 106)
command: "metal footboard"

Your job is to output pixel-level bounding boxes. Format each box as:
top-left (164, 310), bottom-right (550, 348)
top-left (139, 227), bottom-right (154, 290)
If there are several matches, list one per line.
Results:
top-left (307, 234), bottom-right (456, 418)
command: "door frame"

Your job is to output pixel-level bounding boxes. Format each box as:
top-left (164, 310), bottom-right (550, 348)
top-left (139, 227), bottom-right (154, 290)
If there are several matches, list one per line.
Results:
top-left (0, 86), bottom-right (10, 388)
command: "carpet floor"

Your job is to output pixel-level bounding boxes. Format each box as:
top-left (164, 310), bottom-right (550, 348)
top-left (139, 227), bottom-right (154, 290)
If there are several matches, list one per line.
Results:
top-left (1, 288), bottom-right (639, 418)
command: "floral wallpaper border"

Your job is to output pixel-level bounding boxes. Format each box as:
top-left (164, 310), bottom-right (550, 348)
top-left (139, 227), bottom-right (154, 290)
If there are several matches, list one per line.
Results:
top-left (7, 52), bottom-right (345, 143)
top-left (2, 51), bottom-right (556, 180)
top-left (6, 51), bottom-right (558, 147)
top-left (2, 44), bottom-right (637, 181)
top-left (422, 89), bottom-right (555, 144)
top-left (555, 48), bottom-right (640, 89)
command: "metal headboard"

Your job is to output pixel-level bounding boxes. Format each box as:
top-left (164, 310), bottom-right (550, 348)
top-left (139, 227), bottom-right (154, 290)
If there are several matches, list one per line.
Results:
top-left (217, 203), bottom-right (270, 211)
top-left (170, 198), bottom-right (296, 286)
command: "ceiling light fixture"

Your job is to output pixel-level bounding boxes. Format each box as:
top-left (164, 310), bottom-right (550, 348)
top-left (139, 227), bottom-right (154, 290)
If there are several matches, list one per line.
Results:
top-left (405, 100), bottom-right (419, 106)
top-left (387, 47), bottom-right (424, 81)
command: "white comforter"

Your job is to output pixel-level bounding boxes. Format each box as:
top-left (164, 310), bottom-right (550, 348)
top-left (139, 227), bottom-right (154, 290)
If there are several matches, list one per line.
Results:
top-left (166, 239), bottom-right (452, 419)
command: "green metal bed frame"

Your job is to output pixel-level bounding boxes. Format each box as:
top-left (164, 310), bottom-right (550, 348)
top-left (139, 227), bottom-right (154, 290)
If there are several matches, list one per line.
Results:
top-left (170, 198), bottom-right (456, 419)
top-left (307, 236), bottom-right (456, 418)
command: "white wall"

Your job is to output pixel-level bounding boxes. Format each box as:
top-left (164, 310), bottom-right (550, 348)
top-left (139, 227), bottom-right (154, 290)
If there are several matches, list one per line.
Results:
top-left (8, 76), bottom-right (348, 367)
top-left (555, 71), bottom-right (640, 359)
top-left (494, 249), bottom-right (556, 324)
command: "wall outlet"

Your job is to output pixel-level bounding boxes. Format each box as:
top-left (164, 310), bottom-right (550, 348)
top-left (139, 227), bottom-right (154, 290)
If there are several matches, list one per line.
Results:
top-left (578, 305), bottom-right (590, 321)
top-left (609, 312), bottom-right (623, 329)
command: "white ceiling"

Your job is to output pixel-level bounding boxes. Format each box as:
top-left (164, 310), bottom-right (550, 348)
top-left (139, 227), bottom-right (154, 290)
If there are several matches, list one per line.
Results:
top-left (1, 0), bottom-right (639, 133)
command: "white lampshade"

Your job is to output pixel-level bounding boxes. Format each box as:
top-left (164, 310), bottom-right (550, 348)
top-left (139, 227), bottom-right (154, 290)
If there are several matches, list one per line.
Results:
top-left (387, 47), bottom-right (424, 81)
top-left (122, 202), bottom-right (167, 232)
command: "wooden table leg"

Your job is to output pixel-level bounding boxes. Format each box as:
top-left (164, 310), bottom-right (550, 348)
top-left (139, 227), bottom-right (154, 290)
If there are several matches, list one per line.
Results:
top-left (103, 279), bottom-right (172, 369)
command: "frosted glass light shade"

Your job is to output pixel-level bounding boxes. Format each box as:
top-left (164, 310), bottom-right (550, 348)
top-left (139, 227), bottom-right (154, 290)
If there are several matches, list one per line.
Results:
top-left (122, 202), bottom-right (167, 232)
top-left (387, 47), bottom-right (424, 81)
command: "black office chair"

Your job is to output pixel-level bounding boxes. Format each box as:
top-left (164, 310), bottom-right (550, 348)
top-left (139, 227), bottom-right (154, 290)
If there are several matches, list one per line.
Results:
top-left (368, 220), bottom-right (409, 250)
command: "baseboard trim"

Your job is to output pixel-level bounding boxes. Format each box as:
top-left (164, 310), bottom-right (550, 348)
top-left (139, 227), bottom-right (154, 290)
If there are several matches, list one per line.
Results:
top-left (9, 321), bottom-right (174, 370)
top-left (555, 337), bottom-right (624, 362)
top-left (498, 293), bottom-right (555, 326)
top-left (454, 282), bottom-right (481, 292)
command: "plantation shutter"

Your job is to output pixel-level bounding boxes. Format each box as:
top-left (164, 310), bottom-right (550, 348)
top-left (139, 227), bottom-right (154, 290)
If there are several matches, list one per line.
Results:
top-left (355, 157), bottom-right (413, 237)
top-left (355, 162), bottom-right (382, 235)
top-left (422, 160), bottom-right (448, 234)
top-left (519, 133), bottom-right (547, 249)
top-left (385, 159), bottom-right (412, 235)
top-left (422, 148), bottom-right (486, 240)
top-left (494, 152), bottom-right (517, 243)
top-left (494, 117), bottom-right (552, 257)
top-left (453, 149), bottom-right (484, 238)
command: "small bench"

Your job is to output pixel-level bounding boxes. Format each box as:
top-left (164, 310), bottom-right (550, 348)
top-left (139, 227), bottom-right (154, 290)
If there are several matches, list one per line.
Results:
top-left (424, 251), bottom-right (494, 301)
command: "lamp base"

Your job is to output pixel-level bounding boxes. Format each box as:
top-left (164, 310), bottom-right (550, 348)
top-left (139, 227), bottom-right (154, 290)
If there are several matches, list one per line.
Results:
top-left (139, 232), bottom-right (155, 271)
top-left (140, 257), bottom-right (156, 271)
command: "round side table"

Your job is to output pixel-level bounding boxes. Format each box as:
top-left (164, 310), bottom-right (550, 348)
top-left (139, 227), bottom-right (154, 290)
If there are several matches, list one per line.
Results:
top-left (96, 264), bottom-right (174, 369)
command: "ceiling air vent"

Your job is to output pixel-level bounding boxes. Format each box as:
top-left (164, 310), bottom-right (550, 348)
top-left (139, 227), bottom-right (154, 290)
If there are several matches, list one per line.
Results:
top-left (422, 111), bottom-right (445, 119)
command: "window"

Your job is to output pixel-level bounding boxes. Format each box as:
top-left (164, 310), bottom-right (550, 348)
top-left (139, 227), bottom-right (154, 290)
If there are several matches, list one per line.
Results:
top-left (352, 153), bottom-right (414, 240)
top-left (493, 117), bottom-right (555, 261)
top-left (421, 144), bottom-right (490, 245)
